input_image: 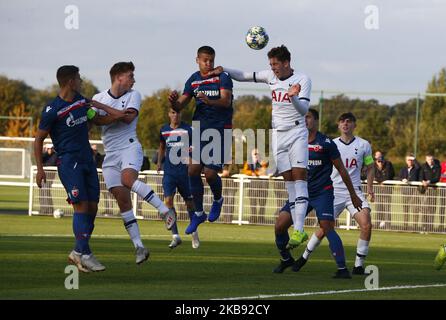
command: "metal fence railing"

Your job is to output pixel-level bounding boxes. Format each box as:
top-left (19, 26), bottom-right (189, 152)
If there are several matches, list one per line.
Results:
top-left (29, 166), bottom-right (446, 234)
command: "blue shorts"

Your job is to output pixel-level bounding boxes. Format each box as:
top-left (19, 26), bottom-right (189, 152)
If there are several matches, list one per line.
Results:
top-left (162, 173), bottom-right (192, 201)
top-left (280, 188), bottom-right (335, 221)
top-left (190, 127), bottom-right (232, 172)
top-left (57, 155), bottom-right (100, 204)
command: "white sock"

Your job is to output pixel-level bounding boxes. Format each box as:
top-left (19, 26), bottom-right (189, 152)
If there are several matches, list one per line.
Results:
top-left (355, 239), bottom-right (369, 267)
top-left (302, 234), bottom-right (321, 260)
top-left (294, 180), bottom-right (309, 232)
top-left (121, 209), bottom-right (144, 248)
top-left (285, 181), bottom-right (297, 227)
top-left (131, 180), bottom-right (168, 214)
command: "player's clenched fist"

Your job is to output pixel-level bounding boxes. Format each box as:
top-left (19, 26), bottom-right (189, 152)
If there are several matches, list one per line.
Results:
top-left (36, 169), bottom-right (46, 188)
top-left (168, 90), bottom-right (179, 106)
top-left (351, 193), bottom-right (363, 212)
top-left (196, 92), bottom-right (210, 105)
top-left (288, 84), bottom-right (301, 97)
top-left (207, 66), bottom-right (223, 77)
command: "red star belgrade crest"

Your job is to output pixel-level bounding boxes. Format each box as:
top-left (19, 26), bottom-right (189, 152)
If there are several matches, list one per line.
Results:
top-left (72, 187), bottom-right (79, 198)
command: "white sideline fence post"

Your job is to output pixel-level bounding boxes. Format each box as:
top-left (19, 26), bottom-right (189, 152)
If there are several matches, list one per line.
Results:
top-left (28, 165), bottom-right (35, 216)
top-left (237, 176), bottom-right (244, 225)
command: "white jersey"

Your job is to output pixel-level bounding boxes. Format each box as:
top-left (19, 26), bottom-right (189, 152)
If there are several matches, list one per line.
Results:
top-left (331, 136), bottom-right (373, 191)
top-left (92, 89), bottom-right (142, 152)
top-left (255, 70), bottom-right (311, 130)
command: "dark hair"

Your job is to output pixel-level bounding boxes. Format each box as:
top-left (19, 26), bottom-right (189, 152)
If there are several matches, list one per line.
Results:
top-left (56, 65), bottom-right (79, 87)
top-left (307, 108), bottom-right (319, 120)
top-left (338, 112), bottom-right (356, 122)
top-left (197, 46), bottom-right (215, 56)
top-left (109, 61), bottom-right (135, 81)
top-left (267, 45), bottom-right (291, 62)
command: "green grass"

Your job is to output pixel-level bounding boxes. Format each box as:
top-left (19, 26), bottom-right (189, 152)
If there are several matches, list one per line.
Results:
top-left (0, 186), bottom-right (28, 211)
top-left (0, 214), bottom-right (445, 300)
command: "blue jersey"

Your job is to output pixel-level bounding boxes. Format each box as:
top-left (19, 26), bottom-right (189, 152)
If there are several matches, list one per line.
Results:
top-left (38, 93), bottom-right (93, 162)
top-left (308, 131), bottom-right (341, 196)
top-left (159, 122), bottom-right (192, 175)
top-left (183, 71), bottom-right (233, 129)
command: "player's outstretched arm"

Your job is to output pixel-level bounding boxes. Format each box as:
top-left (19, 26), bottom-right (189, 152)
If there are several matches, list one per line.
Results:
top-left (209, 66), bottom-right (269, 84)
top-left (120, 108), bottom-right (138, 125)
top-left (332, 157), bottom-right (363, 211)
top-left (33, 129), bottom-right (49, 188)
top-left (89, 100), bottom-right (127, 125)
top-left (168, 90), bottom-right (192, 112)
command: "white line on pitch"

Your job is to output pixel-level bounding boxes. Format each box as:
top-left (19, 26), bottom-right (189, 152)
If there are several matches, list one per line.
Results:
top-left (214, 283), bottom-right (446, 300)
top-left (0, 233), bottom-right (170, 238)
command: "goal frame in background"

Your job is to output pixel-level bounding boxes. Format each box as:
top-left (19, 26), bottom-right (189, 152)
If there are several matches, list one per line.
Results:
top-left (0, 147), bottom-right (27, 178)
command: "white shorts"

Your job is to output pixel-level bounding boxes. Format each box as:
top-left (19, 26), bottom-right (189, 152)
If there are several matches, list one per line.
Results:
top-left (271, 126), bottom-right (308, 174)
top-left (102, 142), bottom-right (143, 190)
top-left (334, 187), bottom-right (370, 218)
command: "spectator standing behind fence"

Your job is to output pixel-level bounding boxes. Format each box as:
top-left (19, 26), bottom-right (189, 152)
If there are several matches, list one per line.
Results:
top-left (373, 151), bottom-right (395, 228)
top-left (39, 144), bottom-right (58, 214)
top-left (399, 153), bottom-right (421, 231)
top-left (243, 149), bottom-right (269, 224)
top-left (419, 154), bottom-right (441, 232)
top-left (440, 160), bottom-right (446, 232)
top-left (91, 144), bottom-right (104, 168)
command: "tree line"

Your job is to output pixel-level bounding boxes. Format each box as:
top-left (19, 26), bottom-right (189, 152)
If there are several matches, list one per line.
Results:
top-left (1, 68), bottom-right (445, 167)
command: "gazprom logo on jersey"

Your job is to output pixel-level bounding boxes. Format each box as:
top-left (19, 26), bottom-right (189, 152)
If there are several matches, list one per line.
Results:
top-left (308, 160), bottom-right (322, 166)
top-left (66, 112), bottom-right (88, 127)
top-left (194, 89), bottom-right (220, 97)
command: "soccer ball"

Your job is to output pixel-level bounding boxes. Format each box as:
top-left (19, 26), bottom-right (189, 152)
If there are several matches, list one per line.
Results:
top-left (53, 209), bottom-right (64, 219)
top-left (245, 26), bottom-right (269, 50)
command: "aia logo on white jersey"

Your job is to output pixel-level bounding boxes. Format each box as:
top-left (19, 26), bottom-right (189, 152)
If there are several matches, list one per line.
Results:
top-left (345, 158), bottom-right (358, 168)
top-left (271, 90), bottom-right (291, 103)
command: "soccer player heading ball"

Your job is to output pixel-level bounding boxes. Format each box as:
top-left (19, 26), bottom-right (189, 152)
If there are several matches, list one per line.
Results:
top-left (208, 45), bottom-right (311, 248)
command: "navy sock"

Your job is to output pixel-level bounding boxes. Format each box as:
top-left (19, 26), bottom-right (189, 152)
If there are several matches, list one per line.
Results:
top-left (87, 213), bottom-right (96, 234)
top-left (188, 210), bottom-right (195, 221)
top-left (189, 175), bottom-right (204, 212)
top-left (275, 232), bottom-right (292, 261)
top-left (171, 221), bottom-right (179, 235)
top-left (326, 229), bottom-right (346, 269)
top-left (208, 175), bottom-right (222, 201)
top-left (73, 212), bottom-right (92, 255)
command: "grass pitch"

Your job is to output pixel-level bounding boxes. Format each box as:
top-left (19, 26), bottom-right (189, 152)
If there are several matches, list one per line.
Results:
top-left (0, 214), bottom-right (445, 300)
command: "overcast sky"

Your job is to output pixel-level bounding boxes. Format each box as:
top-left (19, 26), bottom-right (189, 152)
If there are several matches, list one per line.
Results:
top-left (1, 0), bottom-right (445, 104)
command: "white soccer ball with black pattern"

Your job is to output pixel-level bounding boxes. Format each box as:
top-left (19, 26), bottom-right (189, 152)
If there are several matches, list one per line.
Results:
top-left (53, 208), bottom-right (64, 219)
top-left (245, 26), bottom-right (269, 50)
